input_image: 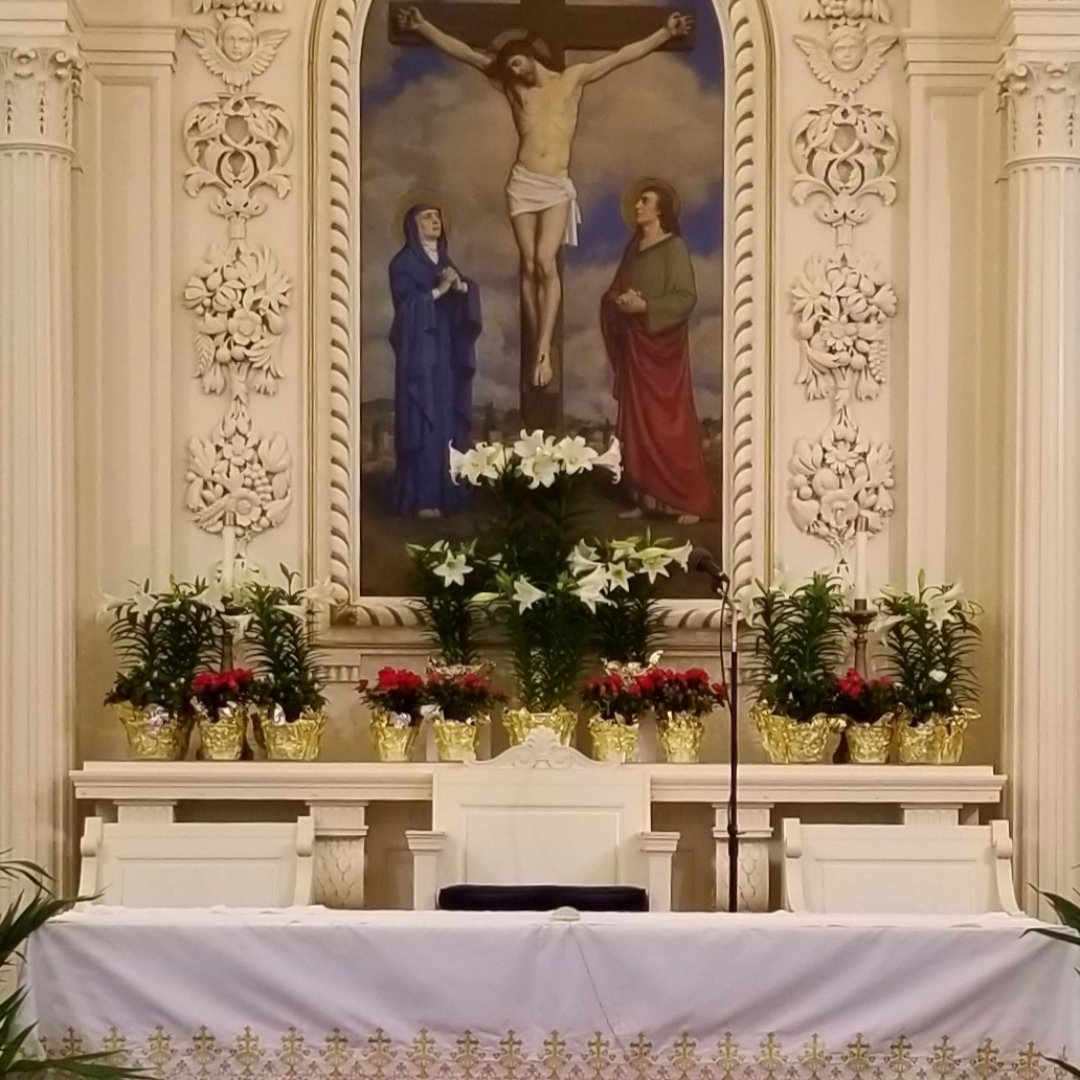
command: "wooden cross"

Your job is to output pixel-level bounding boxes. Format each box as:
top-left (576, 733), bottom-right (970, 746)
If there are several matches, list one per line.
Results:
top-left (389, 0), bottom-right (695, 433)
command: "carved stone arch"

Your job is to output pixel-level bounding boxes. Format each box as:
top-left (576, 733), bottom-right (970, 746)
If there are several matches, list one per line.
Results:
top-left (304, 0), bottom-right (776, 642)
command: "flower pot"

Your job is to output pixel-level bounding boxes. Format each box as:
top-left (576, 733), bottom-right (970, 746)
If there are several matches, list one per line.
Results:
top-left (588, 718), bottom-right (639, 764)
top-left (433, 718), bottom-right (483, 762)
top-left (115, 703), bottom-right (191, 761)
top-left (193, 701), bottom-right (248, 762)
top-left (753, 704), bottom-right (845, 764)
top-left (845, 715), bottom-right (894, 765)
top-left (897, 708), bottom-right (974, 764)
top-left (259, 706), bottom-right (326, 762)
top-left (503, 705), bottom-right (577, 747)
top-left (370, 710), bottom-right (421, 762)
top-left (656, 712), bottom-right (704, 763)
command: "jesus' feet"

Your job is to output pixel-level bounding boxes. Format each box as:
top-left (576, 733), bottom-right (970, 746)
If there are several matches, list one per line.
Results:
top-left (533, 350), bottom-right (554, 388)
top-left (618, 507), bottom-right (644, 520)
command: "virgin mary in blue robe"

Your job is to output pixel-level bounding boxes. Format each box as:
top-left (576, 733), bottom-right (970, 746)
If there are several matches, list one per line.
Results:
top-left (389, 204), bottom-right (482, 517)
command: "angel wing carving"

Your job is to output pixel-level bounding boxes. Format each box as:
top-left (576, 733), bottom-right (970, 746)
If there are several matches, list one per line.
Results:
top-left (184, 25), bottom-right (289, 90)
top-left (794, 32), bottom-right (897, 96)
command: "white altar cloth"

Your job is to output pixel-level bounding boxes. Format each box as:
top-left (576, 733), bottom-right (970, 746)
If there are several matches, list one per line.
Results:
top-left (23, 908), bottom-right (1080, 1078)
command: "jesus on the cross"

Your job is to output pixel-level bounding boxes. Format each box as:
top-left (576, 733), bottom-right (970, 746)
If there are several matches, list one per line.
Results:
top-left (396, 4), bottom-right (694, 393)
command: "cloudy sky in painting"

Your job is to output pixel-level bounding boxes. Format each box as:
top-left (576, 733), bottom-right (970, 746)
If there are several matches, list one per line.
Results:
top-left (358, 0), bottom-right (725, 425)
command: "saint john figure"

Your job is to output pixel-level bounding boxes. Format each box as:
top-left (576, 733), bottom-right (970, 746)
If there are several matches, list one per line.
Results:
top-left (389, 203), bottom-right (482, 518)
top-left (601, 183), bottom-right (716, 524)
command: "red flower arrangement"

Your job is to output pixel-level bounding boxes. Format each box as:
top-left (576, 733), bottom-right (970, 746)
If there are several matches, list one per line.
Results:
top-left (426, 670), bottom-right (504, 722)
top-left (190, 668), bottom-right (258, 720)
top-left (581, 672), bottom-right (650, 723)
top-left (631, 667), bottom-right (728, 718)
top-left (357, 667), bottom-right (428, 722)
top-left (832, 668), bottom-right (897, 724)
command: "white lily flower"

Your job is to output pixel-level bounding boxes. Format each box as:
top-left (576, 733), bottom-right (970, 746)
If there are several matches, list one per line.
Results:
top-left (471, 591), bottom-right (500, 604)
top-left (301, 577), bottom-right (337, 611)
top-left (131, 585), bottom-right (157, 617)
top-left (608, 537), bottom-right (639, 559)
top-left (669, 541), bottom-right (694, 571)
top-left (553, 435), bottom-right (598, 474)
top-left (448, 444), bottom-right (468, 484)
top-left (198, 581), bottom-right (228, 614)
top-left (572, 567), bottom-right (611, 612)
top-left (513, 429), bottom-right (554, 460)
top-left (605, 561), bottom-right (633, 592)
top-left (871, 612), bottom-right (906, 634)
top-left (929, 669), bottom-right (947, 683)
top-left (593, 437), bottom-right (623, 483)
top-left (638, 548), bottom-right (675, 584)
top-left (96, 592), bottom-right (127, 619)
top-left (569, 541), bottom-right (601, 576)
top-left (454, 447), bottom-right (497, 485)
top-left (512, 577), bottom-right (546, 613)
top-left (926, 583), bottom-right (964, 628)
top-left (522, 450), bottom-right (560, 489)
top-left (434, 552), bottom-right (472, 588)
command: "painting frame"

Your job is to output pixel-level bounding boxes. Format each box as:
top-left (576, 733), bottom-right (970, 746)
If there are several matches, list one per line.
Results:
top-left (304, 0), bottom-right (777, 647)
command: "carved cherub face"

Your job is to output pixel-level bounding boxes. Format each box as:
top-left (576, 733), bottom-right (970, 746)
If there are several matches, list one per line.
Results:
top-left (828, 26), bottom-right (867, 73)
top-left (220, 18), bottom-right (257, 62)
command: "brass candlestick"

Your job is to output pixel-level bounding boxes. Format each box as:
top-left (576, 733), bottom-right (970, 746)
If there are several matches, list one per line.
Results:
top-left (834, 598), bottom-right (876, 763)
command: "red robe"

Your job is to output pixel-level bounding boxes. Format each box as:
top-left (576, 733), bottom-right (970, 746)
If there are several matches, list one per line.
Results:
top-left (601, 234), bottom-right (716, 519)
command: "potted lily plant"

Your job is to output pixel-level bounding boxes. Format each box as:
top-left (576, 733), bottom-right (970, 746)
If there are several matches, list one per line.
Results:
top-left (831, 668), bottom-right (898, 764)
top-left (102, 579), bottom-right (222, 759)
top-left (633, 667), bottom-right (728, 763)
top-left (190, 667), bottom-right (260, 761)
top-left (358, 666), bottom-right (429, 762)
top-left (425, 667), bottom-right (504, 761)
top-left (459, 430), bottom-right (622, 744)
top-left (875, 574), bottom-right (981, 763)
top-left (748, 573), bottom-right (850, 763)
top-left (238, 567), bottom-right (332, 761)
top-left (581, 671), bottom-right (651, 763)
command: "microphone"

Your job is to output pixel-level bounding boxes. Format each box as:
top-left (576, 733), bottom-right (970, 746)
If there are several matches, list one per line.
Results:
top-left (690, 546), bottom-right (729, 591)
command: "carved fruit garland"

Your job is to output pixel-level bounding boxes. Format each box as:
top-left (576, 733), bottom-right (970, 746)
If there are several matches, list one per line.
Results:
top-left (787, 3), bottom-right (898, 555)
top-left (182, 0), bottom-right (292, 545)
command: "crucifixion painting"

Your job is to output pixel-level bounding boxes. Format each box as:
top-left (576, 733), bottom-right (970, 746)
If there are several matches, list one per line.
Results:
top-left (358, 0), bottom-right (725, 596)
top-left (390, 0), bottom-right (695, 431)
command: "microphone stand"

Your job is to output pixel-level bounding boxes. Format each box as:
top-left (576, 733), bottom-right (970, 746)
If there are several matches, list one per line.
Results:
top-left (702, 569), bottom-right (739, 913)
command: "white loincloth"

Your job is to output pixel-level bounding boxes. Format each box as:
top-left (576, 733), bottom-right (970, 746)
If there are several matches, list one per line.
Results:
top-left (505, 163), bottom-right (582, 247)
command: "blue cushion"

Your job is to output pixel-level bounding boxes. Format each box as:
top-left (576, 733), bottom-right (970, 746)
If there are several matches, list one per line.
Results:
top-left (438, 884), bottom-right (648, 912)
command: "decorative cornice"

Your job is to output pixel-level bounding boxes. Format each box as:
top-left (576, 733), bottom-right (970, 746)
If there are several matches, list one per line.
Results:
top-left (0, 45), bottom-right (82, 150)
top-left (999, 57), bottom-right (1080, 162)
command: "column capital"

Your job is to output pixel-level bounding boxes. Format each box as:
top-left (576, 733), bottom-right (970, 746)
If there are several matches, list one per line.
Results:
top-left (0, 43), bottom-right (82, 151)
top-left (998, 55), bottom-right (1080, 164)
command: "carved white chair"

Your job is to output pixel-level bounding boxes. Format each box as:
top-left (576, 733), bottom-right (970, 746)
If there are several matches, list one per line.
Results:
top-left (78, 815), bottom-right (315, 907)
top-left (407, 730), bottom-right (679, 911)
top-left (781, 818), bottom-right (1021, 915)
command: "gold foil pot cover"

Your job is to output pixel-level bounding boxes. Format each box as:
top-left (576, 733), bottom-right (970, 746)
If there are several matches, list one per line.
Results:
top-left (896, 708), bottom-right (974, 764)
top-left (115, 702), bottom-right (191, 761)
top-left (753, 704), bottom-right (845, 764)
top-left (433, 719), bottom-right (483, 762)
top-left (657, 712), bottom-right (705, 764)
top-left (196, 703), bottom-right (248, 761)
top-left (503, 705), bottom-right (577, 747)
top-left (845, 714), bottom-right (895, 765)
top-left (370, 709), bottom-right (420, 762)
top-left (260, 707), bottom-right (327, 762)
top-left (588, 718), bottom-right (639, 764)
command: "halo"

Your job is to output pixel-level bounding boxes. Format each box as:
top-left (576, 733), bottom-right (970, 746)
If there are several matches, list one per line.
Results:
top-left (393, 190), bottom-right (450, 243)
top-left (620, 177), bottom-right (682, 232)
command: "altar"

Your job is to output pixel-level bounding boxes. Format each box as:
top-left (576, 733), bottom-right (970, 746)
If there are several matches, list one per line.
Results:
top-left (22, 907), bottom-right (1078, 1078)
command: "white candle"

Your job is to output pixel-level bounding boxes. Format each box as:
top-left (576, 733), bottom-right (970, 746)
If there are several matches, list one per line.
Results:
top-left (222, 514), bottom-right (237, 591)
top-left (853, 527), bottom-right (868, 602)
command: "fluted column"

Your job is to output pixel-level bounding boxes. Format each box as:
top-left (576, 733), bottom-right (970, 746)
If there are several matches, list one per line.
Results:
top-left (999, 48), bottom-right (1080, 913)
top-left (0, 42), bottom-right (81, 879)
